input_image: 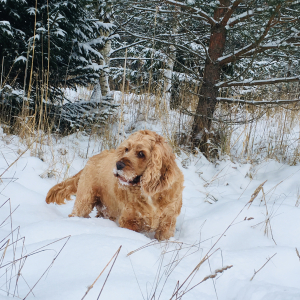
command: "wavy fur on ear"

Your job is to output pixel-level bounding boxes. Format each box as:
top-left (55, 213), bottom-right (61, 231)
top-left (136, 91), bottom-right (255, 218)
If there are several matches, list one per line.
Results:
top-left (141, 134), bottom-right (177, 196)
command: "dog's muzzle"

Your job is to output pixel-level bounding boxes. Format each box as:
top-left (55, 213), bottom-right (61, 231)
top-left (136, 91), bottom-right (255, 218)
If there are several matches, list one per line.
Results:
top-left (113, 168), bottom-right (141, 186)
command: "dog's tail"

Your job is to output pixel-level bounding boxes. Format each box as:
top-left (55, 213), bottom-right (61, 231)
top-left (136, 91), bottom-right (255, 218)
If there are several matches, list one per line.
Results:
top-left (46, 170), bottom-right (83, 205)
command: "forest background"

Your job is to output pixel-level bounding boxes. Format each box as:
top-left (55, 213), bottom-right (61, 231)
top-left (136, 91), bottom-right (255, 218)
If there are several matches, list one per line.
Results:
top-left (0, 0), bottom-right (299, 159)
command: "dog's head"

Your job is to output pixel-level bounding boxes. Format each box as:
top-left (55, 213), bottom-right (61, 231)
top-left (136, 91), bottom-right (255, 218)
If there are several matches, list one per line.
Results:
top-left (114, 130), bottom-right (177, 195)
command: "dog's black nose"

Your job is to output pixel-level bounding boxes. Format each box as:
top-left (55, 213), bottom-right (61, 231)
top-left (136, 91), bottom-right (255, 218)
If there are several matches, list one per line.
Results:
top-left (116, 161), bottom-right (126, 170)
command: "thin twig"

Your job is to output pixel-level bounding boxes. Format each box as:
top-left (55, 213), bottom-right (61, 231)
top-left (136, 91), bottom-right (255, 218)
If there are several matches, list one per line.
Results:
top-left (296, 248), bottom-right (300, 262)
top-left (81, 245), bottom-right (122, 300)
top-left (97, 246), bottom-right (122, 299)
top-left (127, 240), bottom-right (185, 257)
top-left (250, 253), bottom-right (277, 281)
top-left (261, 188), bottom-right (277, 245)
top-left (22, 236), bottom-right (71, 299)
top-left (0, 139), bottom-right (37, 179)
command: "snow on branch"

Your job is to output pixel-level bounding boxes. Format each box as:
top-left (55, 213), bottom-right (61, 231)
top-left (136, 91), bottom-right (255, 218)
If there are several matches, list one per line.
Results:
top-left (220, 0), bottom-right (243, 26)
top-left (218, 38), bottom-right (300, 65)
top-left (216, 76), bottom-right (300, 87)
top-left (163, 0), bottom-right (216, 26)
top-left (123, 30), bottom-right (207, 60)
top-left (110, 40), bottom-right (147, 55)
top-left (14, 56), bottom-right (27, 63)
top-left (216, 97), bottom-right (300, 106)
top-left (227, 8), bottom-right (264, 27)
top-left (218, 3), bottom-right (283, 65)
top-left (132, 6), bottom-right (211, 23)
top-left (110, 57), bottom-right (160, 61)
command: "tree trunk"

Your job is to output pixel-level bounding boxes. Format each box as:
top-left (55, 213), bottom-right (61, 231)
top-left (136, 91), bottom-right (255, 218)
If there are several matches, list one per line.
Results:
top-left (96, 0), bottom-right (112, 99)
top-left (99, 36), bottom-right (111, 97)
top-left (191, 1), bottom-right (229, 153)
top-left (164, 23), bottom-right (177, 103)
top-left (163, 44), bottom-right (175, 101)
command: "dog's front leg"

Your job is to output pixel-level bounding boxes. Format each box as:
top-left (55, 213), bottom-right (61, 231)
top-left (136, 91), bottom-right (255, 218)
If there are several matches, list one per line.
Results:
top-left (68, 180), bottom-right (95, 218)
top-left (154, 213), bottom-right (177, 241)
top-left (118, 209), bottom-right (143, 232)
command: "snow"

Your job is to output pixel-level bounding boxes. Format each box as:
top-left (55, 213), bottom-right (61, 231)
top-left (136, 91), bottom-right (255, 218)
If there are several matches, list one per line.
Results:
top-left (26, 7), bottom-right (36, 16)
top-left (62, 87), bottom-right (93, 103)
top-left (0, 133), bottom-right (299, 300)
top-left (53, 28), bottom-right (67, 38)
top-left (0, 21), bottom-right (10, 26)
top-left (14, 56), bottom-right (27, 63)
top-left (0, 96), bottom-right (300, 299)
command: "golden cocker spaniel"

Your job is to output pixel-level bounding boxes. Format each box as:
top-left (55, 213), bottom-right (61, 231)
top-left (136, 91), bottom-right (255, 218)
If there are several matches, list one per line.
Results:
top-left (46, 130), bottom-right (184, 240)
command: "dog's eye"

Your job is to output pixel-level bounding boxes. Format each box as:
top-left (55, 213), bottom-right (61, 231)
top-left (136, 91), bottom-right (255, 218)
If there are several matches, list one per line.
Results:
top-left (138, 151), bottom-right (145, 158)
top-left (125, 148), bottom-right (129, 152)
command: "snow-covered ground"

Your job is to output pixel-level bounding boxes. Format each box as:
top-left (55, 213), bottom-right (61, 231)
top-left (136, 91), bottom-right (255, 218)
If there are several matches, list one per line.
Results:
top-left (0, 126), bottom-right (299, 300)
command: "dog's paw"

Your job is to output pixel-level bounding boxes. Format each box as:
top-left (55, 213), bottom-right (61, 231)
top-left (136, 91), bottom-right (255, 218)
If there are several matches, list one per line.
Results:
top-left (154, 230), bottom-right (174, 241)
top-left (119, 218), bottom-right (140, 232)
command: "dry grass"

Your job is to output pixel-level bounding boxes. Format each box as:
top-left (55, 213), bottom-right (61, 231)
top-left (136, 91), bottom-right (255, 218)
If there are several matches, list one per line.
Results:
top-left (1, 61), bottom-right (300, 179)
top-left (0, 198), bottom-right (70, 299)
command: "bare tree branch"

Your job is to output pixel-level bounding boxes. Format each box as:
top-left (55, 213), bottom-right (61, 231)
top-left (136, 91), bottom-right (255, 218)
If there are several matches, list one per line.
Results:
top-left (218, 3), bottom-right (282, 65)
top-left (163, 0), bottom-right (217, 26)
top-left (132, 6), bottom-right (211, 23)
top-left (123, 29), bottom-right (207, 60)
top-left (110, 40), bottom-right (147, 55)
top-left (220, 0), bottom-right (243, 26)
top-left (180, 106), bottom-right (268, 124)
top-left (216, 97), bottom-right (300, 105)
top-left (110, 57), bottom-right (161, 61)
top-left (216, 76), bottom-right (300, 87)
top-left (227, 8), bottom-right (264, 27)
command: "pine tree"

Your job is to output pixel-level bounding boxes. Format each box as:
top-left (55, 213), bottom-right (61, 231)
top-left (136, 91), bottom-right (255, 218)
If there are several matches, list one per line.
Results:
top-left (0, 0), bottom-right (117, 132)
top-left (0, 0), bottom-right (105, 99)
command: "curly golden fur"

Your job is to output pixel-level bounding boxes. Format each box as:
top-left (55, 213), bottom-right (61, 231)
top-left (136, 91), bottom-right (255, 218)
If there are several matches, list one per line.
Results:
top-left (46, 130), bottom-right (184, 240)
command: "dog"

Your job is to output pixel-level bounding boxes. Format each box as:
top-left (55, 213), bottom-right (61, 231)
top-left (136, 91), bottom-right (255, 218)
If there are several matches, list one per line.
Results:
top-left (46, 130), bottom-right (184, 240)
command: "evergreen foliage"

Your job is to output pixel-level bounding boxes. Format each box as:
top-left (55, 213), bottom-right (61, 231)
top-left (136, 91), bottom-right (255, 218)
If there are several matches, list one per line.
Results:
top-left (0, 0), bottom-right (117, 132)
top-left (0, 0), bottom-right (108, 98)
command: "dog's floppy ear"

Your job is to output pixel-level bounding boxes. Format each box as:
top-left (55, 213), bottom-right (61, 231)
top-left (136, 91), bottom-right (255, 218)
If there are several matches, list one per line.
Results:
top-left (141, 136), bottom-right (177, 196)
